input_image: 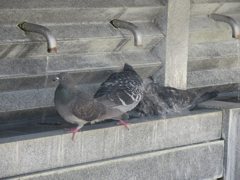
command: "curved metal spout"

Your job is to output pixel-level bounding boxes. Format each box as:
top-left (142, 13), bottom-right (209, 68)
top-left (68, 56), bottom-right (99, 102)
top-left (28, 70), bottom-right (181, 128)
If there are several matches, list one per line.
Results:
top-left (18, 22), bottom-right (57, 53)
top-left (209, 14), bottom-right (240, 39)
top-left (110, 19), bottom-right (143, 46)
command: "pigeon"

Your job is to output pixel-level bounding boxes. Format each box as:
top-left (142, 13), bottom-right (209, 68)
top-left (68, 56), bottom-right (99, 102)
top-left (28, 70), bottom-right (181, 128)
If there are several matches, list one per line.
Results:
top-left (53, 64), bottom-right (144, 140)
top-left (128, 78), bottom-right (219, 118)
top-left (94, 63), bottom-right (144, 123)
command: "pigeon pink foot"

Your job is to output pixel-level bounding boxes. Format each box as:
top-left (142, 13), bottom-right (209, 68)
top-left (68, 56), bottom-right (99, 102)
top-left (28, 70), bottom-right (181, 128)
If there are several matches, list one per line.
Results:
top-left (68, 127), bottom-right (81, 141)
top-left (117, 119), bottom-right (129, 130)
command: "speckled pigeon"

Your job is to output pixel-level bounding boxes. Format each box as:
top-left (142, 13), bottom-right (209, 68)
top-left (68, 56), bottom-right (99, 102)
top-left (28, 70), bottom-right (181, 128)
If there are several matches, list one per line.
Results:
top-left (54, 64), bottom-right (144, 140)
top-left (128, 77), bottom-right (219, 118)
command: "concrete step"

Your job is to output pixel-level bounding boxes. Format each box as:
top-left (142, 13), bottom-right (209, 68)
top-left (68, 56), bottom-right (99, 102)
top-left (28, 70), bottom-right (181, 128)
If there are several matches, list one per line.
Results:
top-left (191, 0), bottom-right (240, 16)
top-left (0, 51), bottom-right (160, 88)
top-left (190, 13), bottom-right (240, 44)
top-left (188, 56), bottom-right (240, 71)
top-left (0, 0), bottom-right (163, 9)
top-left (189, 40), bottom-right (239, 60)
top-left (10, 141), bottom-right (224, 180)
top-left (189, 15), bottom-right (234, 44)
top-left (0, 22), bottom-right (163, 58)
top-left (187, 67), bottom-right (240, 88)
top-left (0, 110), bottom-right (222, 178)
top-left (0, 0), bottom-right (163, 25)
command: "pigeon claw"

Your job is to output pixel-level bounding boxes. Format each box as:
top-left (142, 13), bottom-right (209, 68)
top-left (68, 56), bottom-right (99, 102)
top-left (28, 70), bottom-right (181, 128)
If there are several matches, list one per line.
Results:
top-left (68, 127), bottom-right (81, 141)
top-left (117, 119), bottom-right (129, 130)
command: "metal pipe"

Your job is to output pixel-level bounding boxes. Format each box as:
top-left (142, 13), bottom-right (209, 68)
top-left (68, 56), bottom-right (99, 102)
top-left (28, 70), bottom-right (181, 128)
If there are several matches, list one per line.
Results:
top-left (18, 22), bottom-right (57, 53)
top-left (110, 19), bottom-right (143, 46)
top-left (209, 14), bottom-right (240, 39)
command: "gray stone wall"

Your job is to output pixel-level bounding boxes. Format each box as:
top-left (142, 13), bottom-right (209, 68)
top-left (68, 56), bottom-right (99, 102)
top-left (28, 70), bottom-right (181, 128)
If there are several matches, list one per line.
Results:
top-left (188, 0), bottom-right (240, 88)
top-left (200, 100), bottom-right (240, 180)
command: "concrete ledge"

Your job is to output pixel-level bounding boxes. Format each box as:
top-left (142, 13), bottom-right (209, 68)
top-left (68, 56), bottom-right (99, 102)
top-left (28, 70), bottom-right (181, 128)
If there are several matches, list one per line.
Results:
top-left (10, 141), bottom-right (224, 180)
top-left (0, 7), bottom-right (163, 25)
top-left (189, 40), bottom-right (238, 60)
top-left (187, 68), bottom-right (240, 88)
top-left (0, 110), bottom-right (222, 178)
top-left (188, 56), bottom-right (239, 71)
top-left (0, 0), bottom-right (163, 9)
top-left (191, 2), bottom-right (240, 16)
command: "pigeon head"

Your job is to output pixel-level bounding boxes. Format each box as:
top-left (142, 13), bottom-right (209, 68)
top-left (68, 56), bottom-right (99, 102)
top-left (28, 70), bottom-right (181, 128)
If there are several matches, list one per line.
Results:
top-left (54, 72), bottom-right (74, 87)
top-left (123, 63), bottom-right (135, 72)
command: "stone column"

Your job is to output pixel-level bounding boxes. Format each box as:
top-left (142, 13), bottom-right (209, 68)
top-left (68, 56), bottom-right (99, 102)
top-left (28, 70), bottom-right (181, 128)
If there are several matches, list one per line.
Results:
top-left (154, 0), bottom-right (190, 89)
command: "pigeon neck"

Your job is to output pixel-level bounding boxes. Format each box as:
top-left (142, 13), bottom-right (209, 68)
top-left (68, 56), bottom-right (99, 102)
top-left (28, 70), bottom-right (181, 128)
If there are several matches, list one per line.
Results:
top-left (56, 83), bottom-right (76, 102)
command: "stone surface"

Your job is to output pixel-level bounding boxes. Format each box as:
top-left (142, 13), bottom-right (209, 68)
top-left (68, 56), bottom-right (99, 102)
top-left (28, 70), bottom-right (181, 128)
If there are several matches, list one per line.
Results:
top-left (0, 110), bottom-right (222, 178)
top-left (0, 22), bottom-right (163, 58)
top-left (0, 0), bottom-right (164, 9)
top-left (0, 22), bottom-right (162, 42)
top-left (187, 68), bottom-right (240, 88)
top-left (188, 40), bottom-right (238, 59)
top-left (188, 56), bottom-right (239, 71)
top-left (191, 1), bottom-right (240, 16)
top-left (12, 141), bottom-right (224, 180)
top-left (0, 57), bottom-right (47, 77)
top-left (189, 16), bottom-right (232, 44)
top-left (0, 51), bottom-right (161, 91)
top-left (0, 7), bottom-right (162, 25)
top-left (0, 88), bottom-right (53, 113)
top-left (199, 100), bottom-right (240, 180)
top-left (157, 0), bottom-right (190, 89)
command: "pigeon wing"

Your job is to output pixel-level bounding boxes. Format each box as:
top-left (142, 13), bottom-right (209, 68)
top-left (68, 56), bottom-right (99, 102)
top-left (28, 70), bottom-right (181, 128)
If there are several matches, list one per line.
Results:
top-left (94, 72), bottom-right (143, 110)
top-left (71, 96), bottom-right (106, 122)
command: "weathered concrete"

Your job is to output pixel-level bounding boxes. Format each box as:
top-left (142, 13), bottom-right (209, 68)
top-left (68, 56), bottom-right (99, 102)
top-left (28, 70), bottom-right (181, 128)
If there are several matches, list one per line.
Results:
top-left (191, 1), bottom-right (240, 16)
top-left (0, 0), bottom-right (163, 9)
top-left (188, 56), bottom-right (239, 71)
top-left (0, 7), bottom-right (163, 25)
top-left (0, 110), bottom-right (222, 178)
top-left (187, 68), bottom-right (240, 88)
top-left (199, 100), bottom-right (240, 180)
top-left (0, 51), bottom-right (160, 79)
top-left (155, 0), bottom-right (190, 89)
top-left (10, 141), bottom-right (224, 180)
top-left (189, 40), bottom-right (239, 59)
top-left (0, 22), bottom-right (163, 58)
top-left (187, 1), bottom-right (240, 88)
top-left (189, 16), bottom-right (232, 44)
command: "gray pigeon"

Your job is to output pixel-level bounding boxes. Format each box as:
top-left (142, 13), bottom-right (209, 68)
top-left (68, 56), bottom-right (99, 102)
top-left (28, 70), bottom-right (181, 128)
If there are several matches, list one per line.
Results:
top-left (128, 78), bottom-right (219, 118)
top-left (54, 64), bottom-right (144, 140)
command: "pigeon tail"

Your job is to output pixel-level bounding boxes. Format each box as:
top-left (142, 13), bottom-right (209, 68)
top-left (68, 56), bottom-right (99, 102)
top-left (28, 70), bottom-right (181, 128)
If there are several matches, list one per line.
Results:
top-left (198, 91), bottom-right (219, 103)
top-left (189, 90), bottom-right (219, 110)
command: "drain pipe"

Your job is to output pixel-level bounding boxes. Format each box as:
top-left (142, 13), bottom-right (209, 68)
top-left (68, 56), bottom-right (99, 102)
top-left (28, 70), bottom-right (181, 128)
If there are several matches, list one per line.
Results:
top-left (110, 19), bottom-right (143, 46)
top-left (209, 14), bottom-right (240, 39)
top-left (18, 22), bottom-right (57, 53)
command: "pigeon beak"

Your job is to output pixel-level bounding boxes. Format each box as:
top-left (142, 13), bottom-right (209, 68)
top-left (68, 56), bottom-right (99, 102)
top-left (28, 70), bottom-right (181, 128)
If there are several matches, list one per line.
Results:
top-left (53, 76), bottom-right (60, 82)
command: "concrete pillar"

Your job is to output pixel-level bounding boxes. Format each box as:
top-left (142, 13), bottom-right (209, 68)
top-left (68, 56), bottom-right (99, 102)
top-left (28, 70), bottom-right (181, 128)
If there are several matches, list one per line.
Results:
top-left (154, 0), bottom-right (190, 89)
